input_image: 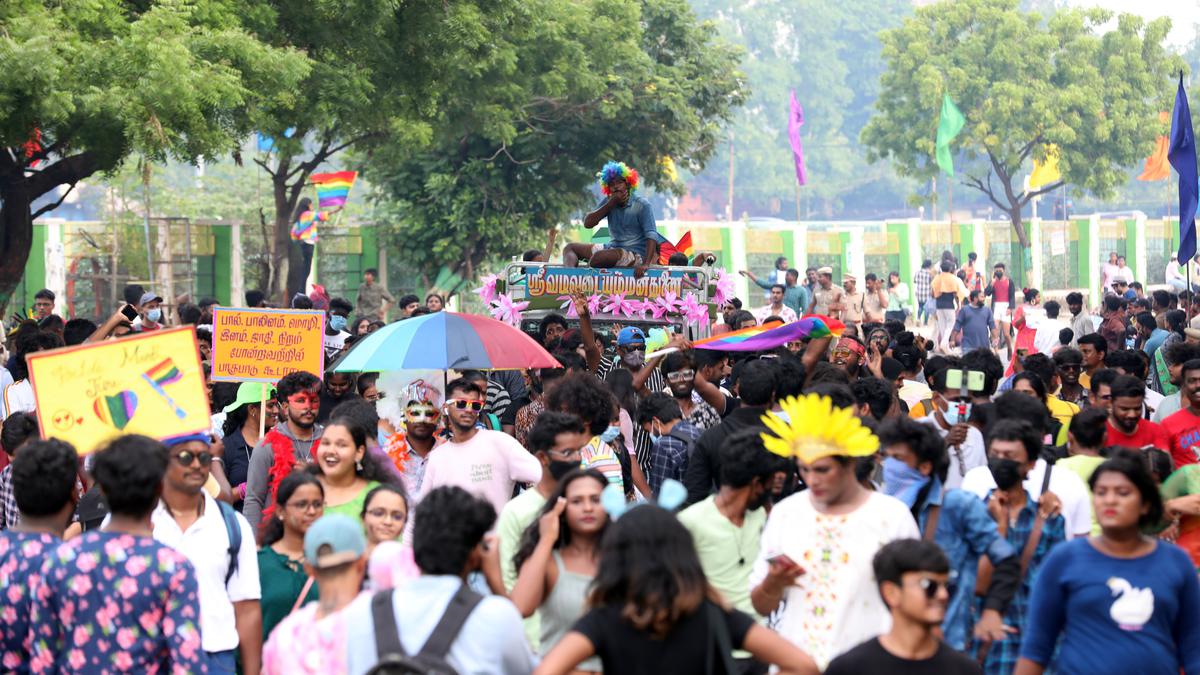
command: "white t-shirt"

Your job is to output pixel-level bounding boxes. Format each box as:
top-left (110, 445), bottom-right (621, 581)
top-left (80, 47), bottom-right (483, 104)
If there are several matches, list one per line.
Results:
top-left (324, 330), bottom-right (350, 362)
top-left (959, 459), bottom-right (1092, 538)
top-left (749, 491), bottom-right (918, 670)
top-left (0, 379), bottom-right (35, 420)
top-left (418, 429), bottom-right (543, 517)
top-left (1167, 260), bottom-right (1184, 284)
top-left (151, 493), bottom-right (261, 652)
top-left (916, 414), bottom-right (987, 491)
top-left (1144, 388), bottom-right (1163, 417)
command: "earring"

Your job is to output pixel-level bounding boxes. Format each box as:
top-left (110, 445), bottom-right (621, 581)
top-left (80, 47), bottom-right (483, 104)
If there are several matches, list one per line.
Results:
top-left (356, 459), bottom-right (363, 472)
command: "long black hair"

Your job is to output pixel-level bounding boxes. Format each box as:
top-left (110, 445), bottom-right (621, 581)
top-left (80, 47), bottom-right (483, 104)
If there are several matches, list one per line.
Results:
top-left (512, 469), bottom-right (608, 571)
top-left (588, 504), bottom-right (720, 638)
top-left (260, 472), bottom-right (324, 545)
top-left (292, 197), bottom-right (313, 222)
top-left (1089, 449), bottom-right (1165, 528)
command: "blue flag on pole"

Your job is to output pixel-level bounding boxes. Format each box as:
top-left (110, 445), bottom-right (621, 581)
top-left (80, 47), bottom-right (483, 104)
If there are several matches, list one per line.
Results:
top-left (1169, 73), bottom-right (1198, 263)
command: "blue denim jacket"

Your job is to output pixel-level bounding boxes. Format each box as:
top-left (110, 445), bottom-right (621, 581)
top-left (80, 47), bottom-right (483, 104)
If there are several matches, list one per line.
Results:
top-left (917, 485), bottom-right (1017, 650)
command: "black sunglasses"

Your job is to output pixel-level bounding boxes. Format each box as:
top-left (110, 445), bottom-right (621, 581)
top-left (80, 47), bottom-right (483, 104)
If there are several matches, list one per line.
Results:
top-left (173, 450), bottom-right (213, 468)
top-left (917, 577), bottom-right (947, 599)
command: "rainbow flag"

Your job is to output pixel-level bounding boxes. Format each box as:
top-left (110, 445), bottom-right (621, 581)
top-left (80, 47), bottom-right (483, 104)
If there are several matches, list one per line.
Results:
top-left (310, 170), bottom-right (357, 209)
top-left (657, 232), bottom-right (695, 264)
top-left (693, 316), bottom-right (844, 352)
top-left (145, 359), bottom-right (184, 386)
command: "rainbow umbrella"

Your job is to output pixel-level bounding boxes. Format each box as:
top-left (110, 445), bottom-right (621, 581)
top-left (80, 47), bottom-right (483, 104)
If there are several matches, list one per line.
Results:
top-left (332, 311), bottom-right (560, 372)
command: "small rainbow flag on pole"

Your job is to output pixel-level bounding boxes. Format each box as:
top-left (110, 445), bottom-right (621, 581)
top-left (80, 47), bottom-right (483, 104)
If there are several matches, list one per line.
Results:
top-left (142, 358), bottom-right (187, 419)
top-left (310, 171), bottom-right (358, 209)
top-left (693, 316), bottom-right (844, 352)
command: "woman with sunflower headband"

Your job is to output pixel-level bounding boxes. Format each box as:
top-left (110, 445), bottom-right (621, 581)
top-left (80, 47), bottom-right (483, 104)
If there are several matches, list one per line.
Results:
top-left (749, 394), bottom-right (920, 670)
top-left (563, 161), bottom-right (661, 272)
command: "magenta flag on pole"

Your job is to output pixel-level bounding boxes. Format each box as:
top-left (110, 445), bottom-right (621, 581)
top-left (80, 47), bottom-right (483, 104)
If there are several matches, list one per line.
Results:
top-left (788, 90), bottom-right (808, 186)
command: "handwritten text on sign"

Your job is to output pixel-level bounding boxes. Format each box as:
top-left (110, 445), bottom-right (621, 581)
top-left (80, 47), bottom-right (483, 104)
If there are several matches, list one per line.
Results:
top-left (27, 327), bottom-right (210, 454)
top-left (211, 307), bottom-right (326, 382)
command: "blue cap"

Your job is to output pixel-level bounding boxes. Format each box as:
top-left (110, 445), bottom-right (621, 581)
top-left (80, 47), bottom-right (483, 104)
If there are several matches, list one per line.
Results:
top-left (163, 433), bottom-right (210, 448)
top-left (617, 326), bottom-right (646, 346)
top-left (304, 514), bottom-right (366, 568)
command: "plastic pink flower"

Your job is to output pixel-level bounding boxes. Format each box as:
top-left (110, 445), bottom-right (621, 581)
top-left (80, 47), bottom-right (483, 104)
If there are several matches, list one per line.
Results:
top-left (713, 269), bottom-right (735, 306)
top-left (679, 295), bottom-right (709, 326)
top-left (643, 298), bottom-right (668, 320)
top-left (489, 293), bottom-right (529, 327)
top-left (556, 295), bottom-right (579, 319)
top-left (586, 294), bottom-right (603, 316)
top-left (473, 273), bottom-right (499, 306)
top-left (655, 290), bottom-right (680, 317)
top-left (602, 293), bottom-right (639, 318)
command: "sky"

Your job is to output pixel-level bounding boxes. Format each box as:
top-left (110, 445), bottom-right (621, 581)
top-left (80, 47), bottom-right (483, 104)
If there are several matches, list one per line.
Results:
top-left (1072, 0), bottom-right (1200, 47)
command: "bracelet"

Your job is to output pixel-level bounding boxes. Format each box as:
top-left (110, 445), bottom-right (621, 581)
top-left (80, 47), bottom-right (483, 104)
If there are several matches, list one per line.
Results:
top-left (211, 457), bottom-right (224, 464)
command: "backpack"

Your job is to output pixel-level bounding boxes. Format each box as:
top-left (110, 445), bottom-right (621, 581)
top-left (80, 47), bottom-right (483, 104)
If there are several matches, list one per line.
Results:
top-left (216, 500), bottom-right (243, 585)
top-left (366, 584), bottom-right (483, 675)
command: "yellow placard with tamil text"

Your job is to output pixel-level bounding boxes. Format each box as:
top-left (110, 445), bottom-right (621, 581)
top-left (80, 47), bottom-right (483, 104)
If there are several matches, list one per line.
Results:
top-left (210, 307), bottom-right (326, 383)
top-left (27, 327), bottom-right (211, 454)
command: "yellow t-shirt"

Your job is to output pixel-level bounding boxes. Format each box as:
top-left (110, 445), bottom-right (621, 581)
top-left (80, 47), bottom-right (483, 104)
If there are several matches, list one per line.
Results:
top-left (1045, 396), bottom-right (1079, 446)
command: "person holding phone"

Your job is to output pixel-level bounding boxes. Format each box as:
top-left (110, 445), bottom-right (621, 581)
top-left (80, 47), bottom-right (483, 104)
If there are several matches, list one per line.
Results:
top-left (750, 394), bottom-right (919, 670)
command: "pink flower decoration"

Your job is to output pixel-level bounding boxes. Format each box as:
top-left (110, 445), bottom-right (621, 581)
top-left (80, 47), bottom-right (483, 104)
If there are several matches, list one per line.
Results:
top-left (713, 269), bottom-right (735, 306)
top-left (473, 273), bottom-right (500, 305)
top-left (679, 295), bottom-right (709, 326)
top-left (602, 293), bottom-right (639, 318)
top-left (556, 295), bottom-right (579, 319)
top-left (655, 290), bottom-right (680, 316)
top-left (641, 298), bottom-right (666, 320)
top-left (489, 293), bottom-right (530, 327)
top-left (586, 294), bottom-right (603, 316)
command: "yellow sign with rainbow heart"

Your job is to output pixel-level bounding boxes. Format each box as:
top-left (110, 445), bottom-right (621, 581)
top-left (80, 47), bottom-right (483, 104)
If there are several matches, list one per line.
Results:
top-left (27, 327), bottom-right (211, 454)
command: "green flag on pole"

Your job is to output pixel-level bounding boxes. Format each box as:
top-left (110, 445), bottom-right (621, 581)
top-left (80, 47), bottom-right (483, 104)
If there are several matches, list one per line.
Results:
top-left (936, 93), bottom-right (966, 177)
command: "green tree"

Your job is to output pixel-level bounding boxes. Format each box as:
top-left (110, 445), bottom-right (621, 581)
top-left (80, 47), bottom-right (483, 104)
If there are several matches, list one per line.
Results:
top-left (686, 0), bottom-right (913, 219)
top-left (861, 0), bottom-right (1182, 269)
top-left (365, 0), bottom-right (745, 282)
top-left (0, 0), bottom-right (308, 312)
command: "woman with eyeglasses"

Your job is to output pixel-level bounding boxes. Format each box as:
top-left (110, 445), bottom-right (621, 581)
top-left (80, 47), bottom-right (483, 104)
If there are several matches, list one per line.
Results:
top-left (310, 417), bottom-right (396, 523)
top-left (361, 483), bottom-right (409, 554)
top-left (1014, 450), bottom-right (1200, 675)
top-left (258, 472), bottom-right (324, 640)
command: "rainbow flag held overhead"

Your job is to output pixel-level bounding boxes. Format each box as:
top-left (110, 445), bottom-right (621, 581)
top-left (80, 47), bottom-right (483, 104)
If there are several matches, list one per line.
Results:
top-left (310, 171), bottom-right (358, 209)
top-left (693, 316), bottom-right (844, 352)
top-left (657, 232), bottom-right (694, 264)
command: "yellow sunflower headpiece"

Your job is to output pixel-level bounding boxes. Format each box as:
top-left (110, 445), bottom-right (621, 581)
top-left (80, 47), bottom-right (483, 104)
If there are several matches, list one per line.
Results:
top-left (760, 394), bottom-right (878, 464)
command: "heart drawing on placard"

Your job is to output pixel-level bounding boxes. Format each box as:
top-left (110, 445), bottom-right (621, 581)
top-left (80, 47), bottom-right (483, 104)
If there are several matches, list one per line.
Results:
top-left (93, 391), bottom-right (138, 430)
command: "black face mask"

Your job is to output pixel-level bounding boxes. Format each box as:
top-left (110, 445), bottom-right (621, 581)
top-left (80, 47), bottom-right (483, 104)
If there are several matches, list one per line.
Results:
top-left (988, 457), bottom-right (1023, 491)
top-left (548, 459), bottom-right (580, 480)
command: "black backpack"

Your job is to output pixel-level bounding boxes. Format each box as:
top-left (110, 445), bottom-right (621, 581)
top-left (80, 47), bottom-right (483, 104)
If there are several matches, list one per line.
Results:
top-left (366, 584), bottom-right (483, 675)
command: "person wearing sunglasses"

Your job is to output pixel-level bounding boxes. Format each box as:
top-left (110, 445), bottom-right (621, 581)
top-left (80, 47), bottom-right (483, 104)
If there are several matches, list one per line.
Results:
top-left (152, 433), bottom-right (263, 675)
top-left (417, 378), bottom-right (542, 518)
top-left (825, 539), bottom-right (979, 675)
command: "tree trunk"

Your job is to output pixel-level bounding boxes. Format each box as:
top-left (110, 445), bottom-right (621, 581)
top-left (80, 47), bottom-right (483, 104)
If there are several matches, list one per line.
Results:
top-left (268, 170), bottom-right (296, 304)
top-left (1008, 208), bottom-right (1034, 288)
top-left (0, 186), bottom-right (35, 316)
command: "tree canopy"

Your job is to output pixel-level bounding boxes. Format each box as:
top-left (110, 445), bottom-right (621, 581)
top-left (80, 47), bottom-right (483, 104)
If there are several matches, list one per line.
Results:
top-left (0, 0), bottom-right (308, 312)
top-left (364, 0), bottom-right (745, 282)
top-left (861, 0), bottom-right (1183, 250)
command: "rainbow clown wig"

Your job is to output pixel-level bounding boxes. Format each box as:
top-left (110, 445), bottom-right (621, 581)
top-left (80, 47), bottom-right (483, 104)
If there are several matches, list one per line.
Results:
top-left (597, 161), bottom-right (640, 195)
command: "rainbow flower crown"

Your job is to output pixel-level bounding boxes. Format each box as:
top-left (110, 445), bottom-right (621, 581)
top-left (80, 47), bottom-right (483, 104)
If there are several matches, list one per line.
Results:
top-left (760, 394), bottom-right (879, 464)
top-left (597, 161), bottom-right (639, 195)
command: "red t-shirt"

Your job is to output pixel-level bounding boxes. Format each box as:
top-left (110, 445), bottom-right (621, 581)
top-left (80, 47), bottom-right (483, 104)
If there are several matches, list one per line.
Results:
top-left (1160, 408), bottom-right (1200, 468)
top-left (1105, 419), bottom-right (1170, 452)
top-left (991, 277), bottom-right (1012, 306)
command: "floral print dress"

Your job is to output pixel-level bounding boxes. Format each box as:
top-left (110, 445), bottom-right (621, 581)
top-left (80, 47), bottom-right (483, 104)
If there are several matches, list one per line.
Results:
top-left (27, 531), bottom-right (207, 674)
top-left (0, 531), bottom-right (59, 672)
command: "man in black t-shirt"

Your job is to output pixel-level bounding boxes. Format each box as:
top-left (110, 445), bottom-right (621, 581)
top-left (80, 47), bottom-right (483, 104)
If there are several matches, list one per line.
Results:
top-left (825, 539), bottom-right (981, 675)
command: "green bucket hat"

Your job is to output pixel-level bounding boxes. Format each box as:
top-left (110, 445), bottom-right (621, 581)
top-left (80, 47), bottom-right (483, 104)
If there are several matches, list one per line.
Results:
top-left (222, 382), bottom-right (277, 413)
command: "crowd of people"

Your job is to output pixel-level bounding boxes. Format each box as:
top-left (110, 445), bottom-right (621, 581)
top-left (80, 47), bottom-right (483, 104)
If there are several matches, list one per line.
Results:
top-left (1, 162), bottom-right (1200, 675)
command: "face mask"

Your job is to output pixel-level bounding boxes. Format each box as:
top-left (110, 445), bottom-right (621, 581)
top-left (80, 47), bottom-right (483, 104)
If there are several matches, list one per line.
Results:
top-left (376, 428), bottom-right (389, 449)
top-left (649, 423), bottom-right (662, 445)
top-left (548, 459), bottom-right (580, 480)
top-left (599, 425), bottom-right (621, 444)
top-left (329, 315), bottom-right (348, 332)
top-left (942, 400), bottom-right (972, 426)
top-left (882, 456), bottom-right (931, 508)
top-left (146, 308), bottom-right (162, 323)
top-left (988, 457), bottom-right (1024, 491)
top-left (621, 351), bottom-right (645, 368)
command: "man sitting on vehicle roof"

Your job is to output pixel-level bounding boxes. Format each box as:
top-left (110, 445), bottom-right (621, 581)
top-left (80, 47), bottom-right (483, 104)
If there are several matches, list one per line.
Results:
top-left (563, 161), bottom-right (660, 275)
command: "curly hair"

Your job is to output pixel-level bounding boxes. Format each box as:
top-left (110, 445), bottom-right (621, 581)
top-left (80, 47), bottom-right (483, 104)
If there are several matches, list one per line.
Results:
top-left (544, 372), bottom-right (613, 436)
